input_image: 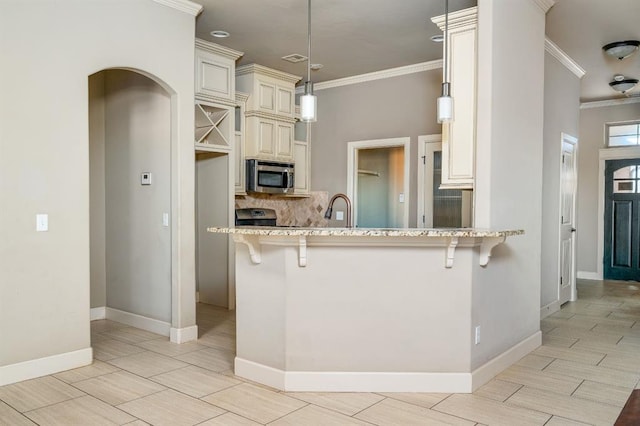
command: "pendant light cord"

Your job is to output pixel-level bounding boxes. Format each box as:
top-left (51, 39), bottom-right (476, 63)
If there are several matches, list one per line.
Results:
top-left (307, 0), bottom-right (312, 83)
top-left (444, 0), bottom-right (448, 85)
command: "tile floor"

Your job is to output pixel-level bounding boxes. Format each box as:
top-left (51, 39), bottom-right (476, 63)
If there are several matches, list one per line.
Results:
top-left (1, 279), bottom-right (639, 425)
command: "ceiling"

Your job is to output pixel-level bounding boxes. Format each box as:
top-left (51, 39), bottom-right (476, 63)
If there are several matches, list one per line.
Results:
top-left (194, 0), bottom-right (640, 103)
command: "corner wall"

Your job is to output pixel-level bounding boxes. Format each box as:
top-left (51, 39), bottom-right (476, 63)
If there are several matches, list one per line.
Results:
top-left (471, 0), bottom-right (547, 370)
top-left (0, 0), bottom-right (198, 382)
top-left (541, 51), bottom-right (580, 310)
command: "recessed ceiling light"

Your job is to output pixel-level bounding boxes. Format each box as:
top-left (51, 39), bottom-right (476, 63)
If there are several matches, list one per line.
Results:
top-left (210, 30), bottom-right (230, 38)
top-left (430, 34), bottom-right (444, 43)
top-left (310, 63), bottom-right (323, 71)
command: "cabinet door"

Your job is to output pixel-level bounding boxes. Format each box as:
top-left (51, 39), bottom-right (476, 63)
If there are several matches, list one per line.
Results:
top-left (276, 86), bottom-right (294, 116)
top-left (257, 81), bottom-right (276, 113)
top-left (234, 132), bottom-right (245, 194)
top-left (276, 122), bottom-right (293, 159)
top-left (257, 119), bottom-right (276, 156)
top-left (195, 50), bottom-right (233, 101)
top-left (294, 141), bottom-right (309, 194)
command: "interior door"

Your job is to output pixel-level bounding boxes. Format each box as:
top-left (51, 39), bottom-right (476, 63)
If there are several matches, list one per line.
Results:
top-left (604, 158), bottom-right (640, 280)
top-left (559, 136), bottom-right (577, 304)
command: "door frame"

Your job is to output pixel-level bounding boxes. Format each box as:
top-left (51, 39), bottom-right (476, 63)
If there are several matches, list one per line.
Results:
top-left (347, 137), bottom-right (411, 228)
top-left (559, 133), bottom-right (578, 303)
top-left (417, 134), bottom-right (442, 228)
top-left (596, 145), bottom-right (640, 280)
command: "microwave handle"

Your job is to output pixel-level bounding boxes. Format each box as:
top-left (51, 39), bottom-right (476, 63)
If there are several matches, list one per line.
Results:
top-left (284, 170), bottom-right (294, 189)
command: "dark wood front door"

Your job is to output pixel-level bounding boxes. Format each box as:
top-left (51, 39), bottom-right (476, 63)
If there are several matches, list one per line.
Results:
top-left (604, 159), bottom-right (640, 280)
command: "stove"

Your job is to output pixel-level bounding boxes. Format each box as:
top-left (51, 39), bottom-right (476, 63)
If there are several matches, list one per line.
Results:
top-left (235, 208), bottom-right (277, 226)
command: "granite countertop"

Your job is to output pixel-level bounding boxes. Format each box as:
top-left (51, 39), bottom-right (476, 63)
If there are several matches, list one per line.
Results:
top-left (207, 226), bottom-right (524, 238)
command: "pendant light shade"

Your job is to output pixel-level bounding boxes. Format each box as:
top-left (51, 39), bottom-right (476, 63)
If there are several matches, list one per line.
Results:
top-left (300, 0), bottom-right (317, 123)
top-left (436, 0), bottom-right (453, 123)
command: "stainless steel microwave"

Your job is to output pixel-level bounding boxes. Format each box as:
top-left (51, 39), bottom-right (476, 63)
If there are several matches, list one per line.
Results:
top-left (246, 159), bottom-right (295, 194)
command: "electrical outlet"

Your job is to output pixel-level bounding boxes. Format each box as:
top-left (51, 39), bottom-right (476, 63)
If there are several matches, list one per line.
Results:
top-left (336, 211), bottom-right (344, 221)
top-left (475, 326), bottom-right (481, 344)
top-left (399, 193), bottom-right (405, 203)
top-left (163, 213), bottom-right (169, 227)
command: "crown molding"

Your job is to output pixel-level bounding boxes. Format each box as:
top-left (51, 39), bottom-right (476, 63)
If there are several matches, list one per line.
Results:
top-left (235, 91), bottom-right (250, 103)
top-left (295, 60), bottom-right (443, 93)
top-left (532, 0), bottom-right (555, 14)
top-left (245, 110), bottom-right (297, 124)
top-left (236, 64), bottom-right (302, 84)
top-left (151, 0), bottom-right (203, 16)
top-left (432, 6), bottom-right (477, 31)
top-left (580, 96), bottom-right (640, 109)
top-left (195, 38), bottom-right (244, 61)
top-left (544, 37), bottom-right (585, 79)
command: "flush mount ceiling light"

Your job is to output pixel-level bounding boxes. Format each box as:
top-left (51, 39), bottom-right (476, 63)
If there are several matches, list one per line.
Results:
top-left (300, 0), bottom-right (317, 123)
top-left (609, 74), bottom-right (639, 93)
top-left (210, 30), bottom-right (230, 38)
top-left (603, 40), bottom-right (640, 60)
top-left (430, 34), bottom-right (444, 43)
top-left (310, 63), bottom-right (323, 70)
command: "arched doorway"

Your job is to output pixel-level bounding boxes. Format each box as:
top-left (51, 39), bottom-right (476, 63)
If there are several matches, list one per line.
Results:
top-left (89, 69), bottom-right (172, 335)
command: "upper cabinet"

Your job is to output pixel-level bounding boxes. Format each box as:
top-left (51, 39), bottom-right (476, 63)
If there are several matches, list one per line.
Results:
top-left (236, 64), bottom-right (301, 161)
top-left (432, 7), bottom-right (477, 190)
top-left (194, 39), bottom-right (243, 153)
top-left (195, 39), bottom-right (243, 105)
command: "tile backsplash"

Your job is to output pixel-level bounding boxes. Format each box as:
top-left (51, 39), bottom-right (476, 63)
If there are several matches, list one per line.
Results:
top-left (235, 191), bottom-right (329, 227)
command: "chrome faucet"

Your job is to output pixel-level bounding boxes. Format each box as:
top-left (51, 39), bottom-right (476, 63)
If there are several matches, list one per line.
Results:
top-left (324, 193), bottom-right (353, 228)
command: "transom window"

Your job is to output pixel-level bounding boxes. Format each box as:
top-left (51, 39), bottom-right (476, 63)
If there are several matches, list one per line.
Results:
top-left (608, 122), bottom-right (640, 147)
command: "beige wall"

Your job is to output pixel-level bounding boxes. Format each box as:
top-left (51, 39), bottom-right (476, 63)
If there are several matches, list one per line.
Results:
top-left (471, 0), bottom-right (546, 369)
top-left (577, 102), bottom-right (640, 274)
top-left (101, 70), bottom-right (172, 322)
top-left (310, 70), bottom-right (443, 227)
top-left (0, 0), bottom-right (197, 378)
top-left (541, 51), bottom-right (581, 308)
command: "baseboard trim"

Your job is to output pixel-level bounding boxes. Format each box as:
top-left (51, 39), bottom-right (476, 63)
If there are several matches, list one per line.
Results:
top-left (577, 271), bottom-right (602, 280)
top-left (235, 331), bottom-right (541, 393)
top-left (235, 357), bottom-right (473, 392)
top-left (105, 307), bottom-right (170, 337)
top-left (0, 347), bottom-right (92, 386)
top-left (90, 307), bottom-right (106, 321)
top-left (470, 331), bottom-right (542, 391)
top-left (170, 325), bottom-right (198, 343)
top-left (540, 301), bottom-right (561, 319)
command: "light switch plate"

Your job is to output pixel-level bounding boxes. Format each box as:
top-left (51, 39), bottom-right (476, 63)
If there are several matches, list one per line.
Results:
top-left (163, 213), bottom-right (169, 227)
top-left (336, 211), bottom-right (344, 221)
top-left (36, 214), bottom-right (48, 232)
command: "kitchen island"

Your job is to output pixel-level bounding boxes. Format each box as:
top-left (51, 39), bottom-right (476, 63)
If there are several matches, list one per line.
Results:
top-left (207, 226), bottom-right (537, 393)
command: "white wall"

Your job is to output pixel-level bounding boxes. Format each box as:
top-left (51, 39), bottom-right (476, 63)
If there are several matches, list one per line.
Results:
top-left (577, 102), bottom-right (640, 275)
top-left (471, 0), bottom-right (547, 369)
top-left (102, 70), bottom-right (172, 322)
top-left (310, 70), bottom-right (443, 227)
top-left (0, 0), bottom-right (198, 381)
top-left (540, 51), bottom-right (580, 309)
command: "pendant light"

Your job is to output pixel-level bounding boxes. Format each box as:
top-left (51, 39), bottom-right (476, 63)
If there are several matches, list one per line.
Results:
top-left (437, 0), bottom-right (453, 123)
top-left (300, 0), bottom-right (317, 122)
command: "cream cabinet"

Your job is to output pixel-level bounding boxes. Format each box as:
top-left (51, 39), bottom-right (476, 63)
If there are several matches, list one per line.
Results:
top-left (236, 64), bottom-right (301, 162)
top-left (195, 39), bottom-right (243, 104)
top-left (235, 92), bottom-right (249, 195)
top-left (432, 7), bottom-right (477, 189)
top-left (293, 120), bottom-right (310, 195)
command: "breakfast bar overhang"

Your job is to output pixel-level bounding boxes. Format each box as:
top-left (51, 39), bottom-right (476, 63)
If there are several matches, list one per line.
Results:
top-left (208, 227), bottom-right (539, 393)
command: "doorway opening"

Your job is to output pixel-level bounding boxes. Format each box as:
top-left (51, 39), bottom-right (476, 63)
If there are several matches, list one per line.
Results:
top-left (417, 135), bottom-right (472, 228)
top-left (347, 138), bottom-right (410, 228)
top-left (89, 69), bottom-right (172, 336)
